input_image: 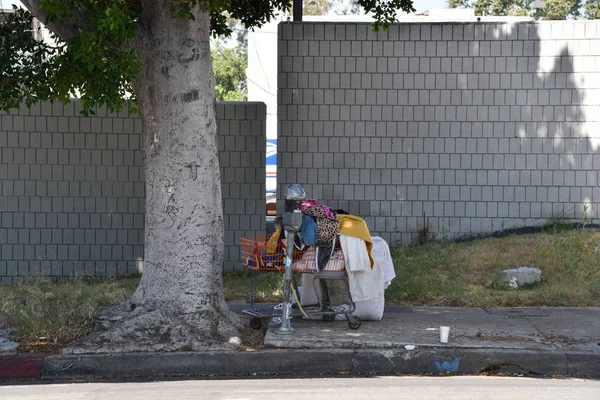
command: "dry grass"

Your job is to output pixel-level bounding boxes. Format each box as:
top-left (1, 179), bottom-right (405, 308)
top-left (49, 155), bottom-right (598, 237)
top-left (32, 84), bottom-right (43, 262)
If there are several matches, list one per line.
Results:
top-left (223, 270), bottom-right (288, 303)
top-left (0, 277), bottom-right (139, 352)
top-left (387, 228), bottom-right (600, 307)
top-left (224, 229), bottom-right (600, 307)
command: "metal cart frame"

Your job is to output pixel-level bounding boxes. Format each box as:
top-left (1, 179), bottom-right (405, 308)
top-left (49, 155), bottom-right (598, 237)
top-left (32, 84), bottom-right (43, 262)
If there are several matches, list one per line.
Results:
top-left (240, 233), bottom-right (362, 331)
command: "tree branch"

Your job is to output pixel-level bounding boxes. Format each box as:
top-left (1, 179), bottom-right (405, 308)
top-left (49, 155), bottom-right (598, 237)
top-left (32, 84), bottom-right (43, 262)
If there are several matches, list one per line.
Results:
top-left (20, 0), bottom-right (88, 41)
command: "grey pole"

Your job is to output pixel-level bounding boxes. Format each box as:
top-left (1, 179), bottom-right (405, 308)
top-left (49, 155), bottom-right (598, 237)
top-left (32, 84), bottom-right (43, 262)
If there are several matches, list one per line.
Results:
top-left (276, 184), bottom-right (306, 334)
top-left (277, 229), bottom-right (296, 334)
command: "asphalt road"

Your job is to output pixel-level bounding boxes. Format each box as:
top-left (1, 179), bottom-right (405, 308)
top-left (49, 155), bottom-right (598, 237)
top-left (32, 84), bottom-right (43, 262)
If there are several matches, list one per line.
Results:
top-left (1, 376), bottom-right (599, 400)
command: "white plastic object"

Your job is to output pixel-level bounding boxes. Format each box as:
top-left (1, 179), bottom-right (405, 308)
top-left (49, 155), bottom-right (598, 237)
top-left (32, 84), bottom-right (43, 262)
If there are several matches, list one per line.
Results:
top-left (440, 326), bottom-right (450, 343)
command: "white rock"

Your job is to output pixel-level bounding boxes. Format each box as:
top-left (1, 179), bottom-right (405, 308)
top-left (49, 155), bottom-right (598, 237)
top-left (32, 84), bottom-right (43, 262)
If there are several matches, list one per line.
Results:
top-left (593, 240), bottom-right (600, 254)
top-left (0, 329), bottom-right (19, 355)
top-left (496, 267), bottom-right (542, 289)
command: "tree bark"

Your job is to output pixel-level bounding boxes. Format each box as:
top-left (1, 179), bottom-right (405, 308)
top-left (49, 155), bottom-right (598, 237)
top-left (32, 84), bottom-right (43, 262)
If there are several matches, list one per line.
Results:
top-left (59, 3), bottom-right (242, 353)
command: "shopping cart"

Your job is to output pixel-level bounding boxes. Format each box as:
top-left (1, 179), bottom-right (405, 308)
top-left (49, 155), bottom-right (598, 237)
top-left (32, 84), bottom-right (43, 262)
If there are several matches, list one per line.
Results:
top-left (240, 234), bottom-right (361, 330)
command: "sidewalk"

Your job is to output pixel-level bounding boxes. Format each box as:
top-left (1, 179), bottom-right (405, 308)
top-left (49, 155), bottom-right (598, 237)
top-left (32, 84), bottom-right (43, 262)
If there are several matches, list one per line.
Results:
top-left (2, 305), bottom-right (599, 380)
top-left (260, 306), bottom-right (600, 353)
top-left (250, 304), bottom-right (599, 377)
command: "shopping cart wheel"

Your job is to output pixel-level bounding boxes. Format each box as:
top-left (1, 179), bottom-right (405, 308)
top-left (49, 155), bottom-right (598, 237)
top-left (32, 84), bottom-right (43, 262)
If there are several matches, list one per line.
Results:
top-left (347, 315), bottom-right (361, 330)
top-left (322, 312), bottom-right (336, 322)
top-left (250, 317), bottom-right (263, 330)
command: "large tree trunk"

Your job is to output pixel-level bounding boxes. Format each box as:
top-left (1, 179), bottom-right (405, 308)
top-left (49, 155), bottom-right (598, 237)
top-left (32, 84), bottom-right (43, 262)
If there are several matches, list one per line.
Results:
top-left (63, 3), bottom-right (242, 353)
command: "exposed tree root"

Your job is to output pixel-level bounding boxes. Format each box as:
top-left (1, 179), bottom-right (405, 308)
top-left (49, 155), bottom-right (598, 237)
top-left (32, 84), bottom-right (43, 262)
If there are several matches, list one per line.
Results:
top-left (62, 302), bottom-right (243, 354)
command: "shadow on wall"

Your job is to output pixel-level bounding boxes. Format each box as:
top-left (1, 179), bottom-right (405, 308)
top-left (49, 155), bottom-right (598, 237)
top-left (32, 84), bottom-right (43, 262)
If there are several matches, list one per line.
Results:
top-left (419, 23), bottom-right (596, 244)
top-left (275, 21), bottom-right (600, 246)
top-left (508, 23), bottom-right (594, 220)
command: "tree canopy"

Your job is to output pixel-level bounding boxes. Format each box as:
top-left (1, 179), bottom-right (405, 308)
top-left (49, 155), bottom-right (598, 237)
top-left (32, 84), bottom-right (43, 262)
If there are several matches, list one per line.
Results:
top-left (303, 0), bottom-right (362, 15)
top-left (211, 39), bottom-right (247, 102)
top-left (448, 0), bottom-right (599, 20)
top-left (584, 0), bottom-right (600, 18)
top-left (1, 4), bottom-right (139, 115)
top-left (1, 0), bottom-right (414, 117)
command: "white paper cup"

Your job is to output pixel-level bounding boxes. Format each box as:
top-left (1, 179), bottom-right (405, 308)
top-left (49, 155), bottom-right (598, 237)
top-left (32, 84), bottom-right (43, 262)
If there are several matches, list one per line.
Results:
top-left (440, 326), bottom-right (450, 343)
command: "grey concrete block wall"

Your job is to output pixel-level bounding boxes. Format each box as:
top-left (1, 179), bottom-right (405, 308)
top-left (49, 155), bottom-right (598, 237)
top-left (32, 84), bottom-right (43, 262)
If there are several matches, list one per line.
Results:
top-left (0, 101), bottom-right (265, 282)
top-left (216, 102), bottom-right (267, 272)
top-left (277, 21), bottom-right (600, 246)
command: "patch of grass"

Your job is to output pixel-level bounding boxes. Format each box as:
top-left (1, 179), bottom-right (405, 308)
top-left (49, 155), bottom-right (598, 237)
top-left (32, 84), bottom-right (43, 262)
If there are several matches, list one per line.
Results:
top-left (0, 277), bottom-right (139, 351)
top-left (538, 228), bottom-right (600, 282)
top-left (224, 270), bottom-right (292, 303)
top-left (387, 228), bottom-right (600, 307)
top-left (0, 271), bottom-right (284, 352)
top-left (590, 281), bottom-right (600, 299)
top-left (542, 209), bottom-right (572, 234)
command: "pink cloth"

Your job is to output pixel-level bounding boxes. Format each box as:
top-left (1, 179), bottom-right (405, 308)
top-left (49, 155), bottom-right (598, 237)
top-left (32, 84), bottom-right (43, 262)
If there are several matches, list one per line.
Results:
top-left (301, 199), bottom-right (318, 209)
top-left (301, 199), bottom-right (335, 219)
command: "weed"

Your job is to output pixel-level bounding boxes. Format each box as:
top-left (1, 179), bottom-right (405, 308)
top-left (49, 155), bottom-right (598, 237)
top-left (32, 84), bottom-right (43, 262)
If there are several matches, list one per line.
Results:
top-left (416, 225), bottom-right (432, 246)
top-left (537, 205), bottom-right (600, 282)
top-left (415, 213), bottom-right (434, 246)
top-left (542, 208), bottom-right (571, 234)
top-left (491, 274), bottom-right (511, 290)
top-left (391, 227), bottom-right (403, 253)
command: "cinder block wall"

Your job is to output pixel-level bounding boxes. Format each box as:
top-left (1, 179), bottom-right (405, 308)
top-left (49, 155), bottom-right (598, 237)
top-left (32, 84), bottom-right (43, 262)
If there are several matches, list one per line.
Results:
top-left (277, 21), bottom-right (600, 245)
top-left (0, 101), bottom-right (265, 283)
top-left (217, 102), bottom-right (267, 271)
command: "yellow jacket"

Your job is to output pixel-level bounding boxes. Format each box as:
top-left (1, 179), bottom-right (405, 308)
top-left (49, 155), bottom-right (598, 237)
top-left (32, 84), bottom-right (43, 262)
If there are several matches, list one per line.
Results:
top-left (267, 228), bottom-right (282, 254)
top-left (336, 214), bottom-right (374, 268)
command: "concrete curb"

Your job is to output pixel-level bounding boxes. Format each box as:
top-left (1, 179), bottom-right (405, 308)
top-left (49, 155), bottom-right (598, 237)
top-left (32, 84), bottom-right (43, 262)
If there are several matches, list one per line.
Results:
top-left (41, 348), bottom-right (600, 379)
top-left (0, 356), bottom-right (43, 379)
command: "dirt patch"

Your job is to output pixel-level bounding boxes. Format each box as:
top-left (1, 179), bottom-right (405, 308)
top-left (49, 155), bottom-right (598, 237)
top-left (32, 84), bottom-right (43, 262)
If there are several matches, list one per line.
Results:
top-left (239, 318), bottom-right (266, 351)
top-left (18, 342), bottom-right (62, 355)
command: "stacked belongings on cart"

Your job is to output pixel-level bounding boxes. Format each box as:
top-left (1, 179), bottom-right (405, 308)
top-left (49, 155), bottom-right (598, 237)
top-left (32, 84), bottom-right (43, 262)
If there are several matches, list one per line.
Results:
top-left (262, 198), bottom-right (396, 321)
